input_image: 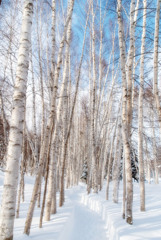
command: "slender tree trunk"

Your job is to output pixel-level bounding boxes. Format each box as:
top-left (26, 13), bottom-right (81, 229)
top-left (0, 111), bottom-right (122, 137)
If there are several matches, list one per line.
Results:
top-left (145, 138), bottom-right (151, 184)
top-left (106, 104), bottom-right (120, 200)
top-left (91, 1), bottom-right (98, 193)
top-left (39, 138), bottom-right (52, 228)
top-left (31, 50), bottom-right (38, 170)
top-left (117, 0), bottom-right (133, 224)
top-left (0, 90), bottom-right (7, 146)
top-left (122, 152), bottom-right (126, 219)
top-left (138, 0), bottom-right (146, 212)
top-left (36, 4), bottom-right (45, 208)
top-left (87, 30), bottom-right (93, 194)
top-left (126, 0), bottom-right (135, 137)
top-left (51, 143), bottom-right (57, 214)
top-left (151, 110), bottom-right (159, 184)
top-left (44, 0), bottom-right (59, 222)
top-left (153, 0), bottom-right (161, 130)
top-left (112, 120), bottom-right (122, 203)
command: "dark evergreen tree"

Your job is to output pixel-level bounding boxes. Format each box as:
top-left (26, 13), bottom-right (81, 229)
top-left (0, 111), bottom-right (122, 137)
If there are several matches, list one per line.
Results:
top-left (80, 159), bottom-right (88, 183)
top-left (120, 145), bottom-right (139, 182)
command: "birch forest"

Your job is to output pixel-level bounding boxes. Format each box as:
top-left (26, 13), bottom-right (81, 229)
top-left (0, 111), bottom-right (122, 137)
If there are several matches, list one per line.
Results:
top-left (0, 0), bottom-right (161, 239)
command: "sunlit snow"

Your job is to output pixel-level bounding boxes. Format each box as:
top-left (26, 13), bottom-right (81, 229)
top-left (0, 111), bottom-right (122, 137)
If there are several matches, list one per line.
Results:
top-left (0, 172), bottom-right (161, 240)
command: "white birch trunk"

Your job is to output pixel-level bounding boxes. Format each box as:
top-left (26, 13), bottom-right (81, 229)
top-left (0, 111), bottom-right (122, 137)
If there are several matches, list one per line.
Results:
top-left (153, 0), bottom-right (161, 131)
top-left (91, 1), bottom-right (98, 193)
top-left (138, 0), bottom-right (146, 211)
top-left (0, 1), bottom-right (33, 239)
top-left (151, 110), bottom-right (159, 184)
top-left (31, 50), bottom-right (38, 169)
top-left (106, 104), bottom-right (121, 200)
top-left (117, 0), bottom-right (133, 224)
top-left (112, 120), bottom-right (122, 203)
top-left (126, 0), bottom-right (135, 137)
top-left (122, 151), bottom-right (126, 219)
top-left (145, 138), bottom-right (151, 184)
top-left (87, 32), bottom-right (93, 194)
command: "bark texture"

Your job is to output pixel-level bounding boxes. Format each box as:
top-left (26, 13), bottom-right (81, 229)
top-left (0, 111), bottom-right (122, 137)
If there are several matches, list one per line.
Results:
top-left (117, 0), bottom-right (133, 224)
top-left (0, 1), bottom-right (33, 239)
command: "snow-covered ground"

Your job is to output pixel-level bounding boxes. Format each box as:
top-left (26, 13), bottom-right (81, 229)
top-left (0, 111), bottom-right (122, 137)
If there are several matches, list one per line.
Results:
top-left (0, 171), bottom-right (161, 240)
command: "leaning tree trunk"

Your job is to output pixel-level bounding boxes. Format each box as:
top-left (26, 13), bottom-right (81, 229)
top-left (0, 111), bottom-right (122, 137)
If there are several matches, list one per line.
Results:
top-left (117, 0), bottom-right (133, 225)
top-left (0, 1), bottom-right (33, 239)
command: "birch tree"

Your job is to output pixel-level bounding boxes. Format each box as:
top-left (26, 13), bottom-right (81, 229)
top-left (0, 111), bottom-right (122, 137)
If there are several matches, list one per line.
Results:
top-left (138, 0), bottom-right (146, 211)
top-left (153, 0), bottom-right (161, 131)
top-left (126, 0), bottom-right (136, 137)
top-left (117, 0), bottom-right (133, 224)
top-left (112, 120), bottom-right (122, 203)
top-left (0, 1), bottom-right (33, 239)
top-left (91, 0), bottom-right (98, 193)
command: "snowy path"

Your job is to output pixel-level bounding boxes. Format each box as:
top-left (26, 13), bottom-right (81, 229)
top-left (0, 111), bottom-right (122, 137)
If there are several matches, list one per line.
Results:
top-left (58, 187), bottom-right (109, 240)
top-left (0, 174), bottom-right (108, 240)
top-left (62, 203), bottom-right (108, 240)
top-left (2, 173), bottom-right (161, 240)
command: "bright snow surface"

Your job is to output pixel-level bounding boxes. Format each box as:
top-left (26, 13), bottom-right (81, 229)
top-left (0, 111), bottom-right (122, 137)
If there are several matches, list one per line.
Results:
top-left (0, 171), bottom-right (161, 240)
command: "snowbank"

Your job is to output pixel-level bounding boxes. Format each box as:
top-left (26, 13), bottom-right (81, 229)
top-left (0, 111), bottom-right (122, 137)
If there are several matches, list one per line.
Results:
top-left (81, 182), bottom-right (161, 240)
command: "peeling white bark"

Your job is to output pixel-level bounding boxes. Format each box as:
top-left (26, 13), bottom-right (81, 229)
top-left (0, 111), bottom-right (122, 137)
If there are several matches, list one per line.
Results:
top-left (0, 1), bottom-right (33, 239)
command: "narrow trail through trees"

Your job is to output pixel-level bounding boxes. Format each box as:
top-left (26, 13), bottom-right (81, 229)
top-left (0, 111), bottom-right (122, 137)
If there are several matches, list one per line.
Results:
top-left (58, 187), bottom-right (109, 240)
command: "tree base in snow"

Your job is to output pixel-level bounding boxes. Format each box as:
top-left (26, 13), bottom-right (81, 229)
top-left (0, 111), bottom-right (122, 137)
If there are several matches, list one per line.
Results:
top-left (126, 216), bottom-right (133, 225)
top-left (3, 236), bottom-right (13, 240)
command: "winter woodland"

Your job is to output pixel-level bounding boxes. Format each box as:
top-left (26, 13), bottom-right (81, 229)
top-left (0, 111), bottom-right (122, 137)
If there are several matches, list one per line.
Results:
top-left (0, 0), bottom-right (161, 239)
